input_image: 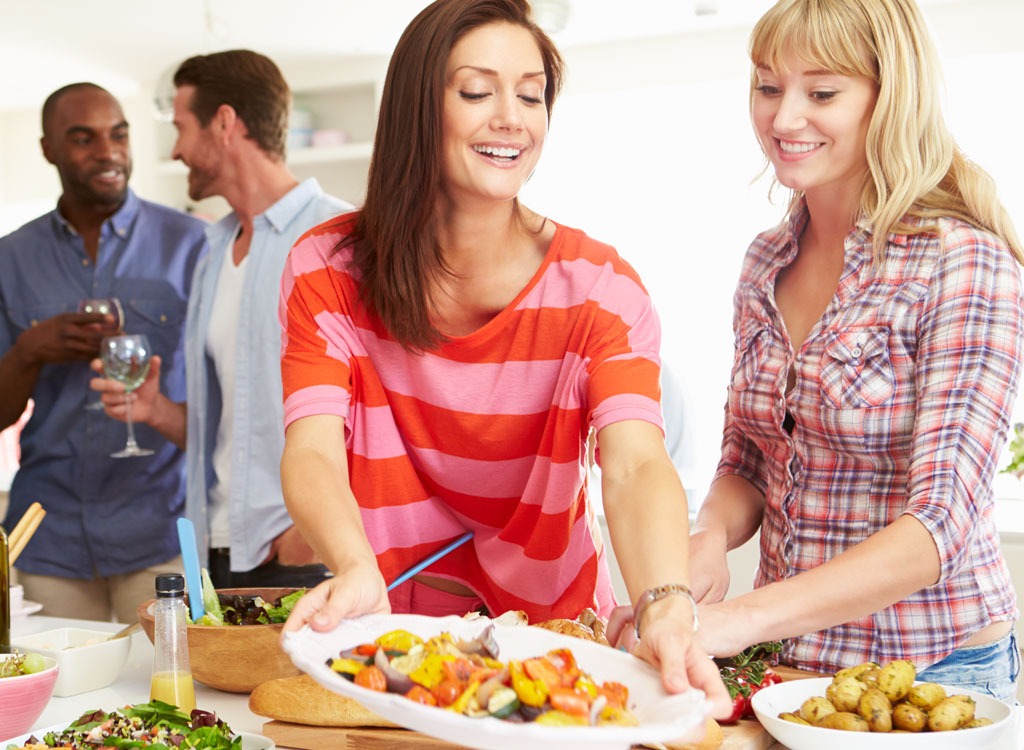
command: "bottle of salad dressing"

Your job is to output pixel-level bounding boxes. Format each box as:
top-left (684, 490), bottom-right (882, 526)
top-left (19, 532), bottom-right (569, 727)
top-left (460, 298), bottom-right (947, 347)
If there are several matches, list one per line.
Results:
top-left (150, 573), bottom-right (196, 712)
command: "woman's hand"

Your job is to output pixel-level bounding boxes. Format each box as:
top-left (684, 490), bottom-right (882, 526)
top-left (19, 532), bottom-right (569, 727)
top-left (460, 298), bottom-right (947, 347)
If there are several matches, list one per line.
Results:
top-left (606, 597), bottom-right (732, 720)
top-left (281, 561), bottom-right (390, 635)
top-left (687, 529), bottom-right (731, 604)
top-left (694, 601), bottom-right (758, 659)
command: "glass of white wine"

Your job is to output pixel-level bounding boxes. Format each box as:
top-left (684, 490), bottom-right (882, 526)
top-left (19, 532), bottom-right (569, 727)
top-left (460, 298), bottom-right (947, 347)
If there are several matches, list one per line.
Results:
top-left (100, 334), bottom-right (155, 458)
top-left (80, 298), bottom-right (125, 410)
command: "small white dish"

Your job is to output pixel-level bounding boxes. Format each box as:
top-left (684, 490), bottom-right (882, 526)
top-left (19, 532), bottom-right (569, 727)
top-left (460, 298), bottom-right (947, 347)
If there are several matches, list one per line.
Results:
top-left (751, 676), bottom-right (1013, 750)
top-left (283, 613), bottom-right (711, 750)
top-left (12, 627), bottom-right (131, 697)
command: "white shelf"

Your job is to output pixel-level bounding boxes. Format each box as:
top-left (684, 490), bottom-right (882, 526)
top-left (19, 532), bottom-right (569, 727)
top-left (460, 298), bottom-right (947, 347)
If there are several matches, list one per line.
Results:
top-left (153, 141), bottom-right (373, 177)
top-left (289, 141), bottom-right (373, 165)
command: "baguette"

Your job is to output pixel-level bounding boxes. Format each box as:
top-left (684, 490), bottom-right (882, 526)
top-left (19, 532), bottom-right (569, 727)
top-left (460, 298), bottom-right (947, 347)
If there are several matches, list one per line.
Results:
top-left (248, 674), bottom-right (398, 727)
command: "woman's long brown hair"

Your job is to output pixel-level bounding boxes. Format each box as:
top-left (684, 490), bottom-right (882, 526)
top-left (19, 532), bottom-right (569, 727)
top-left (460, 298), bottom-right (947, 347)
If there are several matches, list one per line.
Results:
top-left (340, 0), bottom-right (564, 351)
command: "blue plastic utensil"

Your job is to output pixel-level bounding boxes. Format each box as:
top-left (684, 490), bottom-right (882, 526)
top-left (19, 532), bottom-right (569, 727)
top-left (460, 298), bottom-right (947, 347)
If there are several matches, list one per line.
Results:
top-left (176, 517), bottom-right (205, 620)
top-left (386, 531), bottom-right (473, 591)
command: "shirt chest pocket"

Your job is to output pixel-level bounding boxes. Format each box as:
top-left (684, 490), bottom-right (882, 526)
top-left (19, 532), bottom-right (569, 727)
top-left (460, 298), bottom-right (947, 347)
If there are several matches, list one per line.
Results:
top-left (820, 328), bottom-right (895, 409)
top-left (123, 298), bottom-right (187, 358)
top-left (730, 319), bottom-right (772, 392)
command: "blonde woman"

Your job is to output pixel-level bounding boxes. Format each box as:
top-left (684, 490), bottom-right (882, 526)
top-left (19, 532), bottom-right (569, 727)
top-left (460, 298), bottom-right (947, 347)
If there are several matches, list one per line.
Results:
top-left (687, 0), bottom-right (1022, 699)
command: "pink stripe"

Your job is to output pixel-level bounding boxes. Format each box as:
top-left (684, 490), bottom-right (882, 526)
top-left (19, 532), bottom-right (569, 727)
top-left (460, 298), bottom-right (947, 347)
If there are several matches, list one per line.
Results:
top-left (481, 514), bottom-right (597, 606)
top-left (591, 393), bottom-right (663, 434)
top-left (358, 333), bottom-right (586, 414)
top-left (519, 257), bottom-right (648, 326)
top-left (288, 231), bottom-right (345, 277)
top-left (408, 447), bottom-right (583, 503)
top-left (283, 385), bottom-right (349, 428)
top-left (316, 311), bottom-right (369, 361)
top-left (362, 501), bottom-right (467, 549)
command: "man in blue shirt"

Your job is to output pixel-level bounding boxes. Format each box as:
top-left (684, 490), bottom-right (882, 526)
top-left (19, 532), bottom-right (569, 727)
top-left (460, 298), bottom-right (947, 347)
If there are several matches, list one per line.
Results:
top-left (0, 83), bottom-right (208, 622)
top-left (93, 51), bottom-right (353, 588)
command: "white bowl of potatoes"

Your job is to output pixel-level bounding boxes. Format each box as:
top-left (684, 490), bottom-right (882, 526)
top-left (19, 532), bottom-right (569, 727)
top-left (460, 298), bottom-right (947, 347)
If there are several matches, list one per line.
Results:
top-left (750, 659), bottom-right (1013, 750)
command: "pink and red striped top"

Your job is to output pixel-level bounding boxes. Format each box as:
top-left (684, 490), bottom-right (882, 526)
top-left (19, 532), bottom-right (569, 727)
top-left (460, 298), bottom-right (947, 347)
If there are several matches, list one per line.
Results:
top-left (279, 212), bottom-right (664, 621)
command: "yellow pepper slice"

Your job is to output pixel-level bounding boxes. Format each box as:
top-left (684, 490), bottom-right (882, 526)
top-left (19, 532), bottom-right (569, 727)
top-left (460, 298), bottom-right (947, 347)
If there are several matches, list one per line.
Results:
top-left (375, 629), bottom-right (424, 653)
top-left (409, 653), bottom-right (455, 689)
top-left (329, 657), bottom-right (367, 677)
top-left (509, 660), bottom-right (548, 707)
top-left (448, 679), bottom-right (480, 715)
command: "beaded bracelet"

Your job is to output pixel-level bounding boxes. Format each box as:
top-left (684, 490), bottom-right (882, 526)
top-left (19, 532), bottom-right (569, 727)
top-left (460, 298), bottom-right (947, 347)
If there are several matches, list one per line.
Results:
top-left (633, 583), bottom-right (699, 640)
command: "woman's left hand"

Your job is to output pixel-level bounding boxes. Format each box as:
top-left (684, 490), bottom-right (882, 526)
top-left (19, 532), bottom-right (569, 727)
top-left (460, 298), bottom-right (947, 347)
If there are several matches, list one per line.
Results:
top-left (607, 598), bottom-right (732, 720)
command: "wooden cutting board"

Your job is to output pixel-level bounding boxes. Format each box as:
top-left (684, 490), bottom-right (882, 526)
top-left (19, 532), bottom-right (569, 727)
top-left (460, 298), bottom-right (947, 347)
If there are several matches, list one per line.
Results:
top-left (262, 718), bottom-right (773, 750)
top-left (261, 666), bottom-right (818, 749)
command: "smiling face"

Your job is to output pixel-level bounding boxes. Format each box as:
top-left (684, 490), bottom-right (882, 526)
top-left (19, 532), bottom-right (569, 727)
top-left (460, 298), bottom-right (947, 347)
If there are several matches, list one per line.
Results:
top-left (440, 21), bottom-right (548, 210)
top-left (752, 52), bottom-right (878, 207)
top-left (42, 87), bottom-right (132, 210)
top-left (170, 85), bottom-right (224, 202)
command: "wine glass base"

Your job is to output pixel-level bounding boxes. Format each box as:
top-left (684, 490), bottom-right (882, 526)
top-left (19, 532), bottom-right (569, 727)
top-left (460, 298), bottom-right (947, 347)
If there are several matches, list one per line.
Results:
top-left (111, 447), bottom-right (155, 458)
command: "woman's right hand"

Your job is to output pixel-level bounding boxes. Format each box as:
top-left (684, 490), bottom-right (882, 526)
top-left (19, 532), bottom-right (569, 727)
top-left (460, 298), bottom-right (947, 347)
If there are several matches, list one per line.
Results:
top-left (282, 561), bottom-right (390, 634)
top-left (687, 528), bottom-right (731, 604)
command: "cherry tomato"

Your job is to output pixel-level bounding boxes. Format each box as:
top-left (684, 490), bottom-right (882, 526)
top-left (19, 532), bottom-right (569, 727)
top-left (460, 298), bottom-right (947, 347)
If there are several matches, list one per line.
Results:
top-left (354, 665), bottom-right (387, 692)
top-left (722, 693), bottom-right (747, 725)
top-left (405, 685), bottom-right (438, 706)
top-left (523, 657), bottom-right (561, 692)
top-left (759, 668), bottom-right (783, 687)
top-left (548, 687), bottom-right (591, 717)
top-left (597, 681), bottom-right (629, 710)
top-left (431, 678), bottom-right (465, 707)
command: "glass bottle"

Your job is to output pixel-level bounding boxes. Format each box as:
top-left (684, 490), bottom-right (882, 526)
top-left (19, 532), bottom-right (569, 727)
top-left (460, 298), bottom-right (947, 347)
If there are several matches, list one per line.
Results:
top-left (149, 573), bottom-right (195, 712)
top-left (0, 526), bottom-right (9, 654)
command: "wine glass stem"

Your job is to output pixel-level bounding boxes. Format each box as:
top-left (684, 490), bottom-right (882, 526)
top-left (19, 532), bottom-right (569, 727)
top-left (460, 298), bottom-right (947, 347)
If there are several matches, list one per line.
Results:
top-left (124, 392), bottom-right (140, 450)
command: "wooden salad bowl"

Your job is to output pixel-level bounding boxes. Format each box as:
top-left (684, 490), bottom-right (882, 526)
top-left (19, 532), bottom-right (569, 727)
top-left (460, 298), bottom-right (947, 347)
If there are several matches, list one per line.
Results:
top-left (137, 587), bottom-right (301, 693)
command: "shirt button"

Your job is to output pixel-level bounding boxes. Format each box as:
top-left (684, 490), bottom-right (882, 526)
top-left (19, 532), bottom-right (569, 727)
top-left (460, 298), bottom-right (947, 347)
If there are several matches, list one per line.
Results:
top-left (81, 258), bottom-right (90, 267)
top-left (160, 314), bottom-right (167, 323)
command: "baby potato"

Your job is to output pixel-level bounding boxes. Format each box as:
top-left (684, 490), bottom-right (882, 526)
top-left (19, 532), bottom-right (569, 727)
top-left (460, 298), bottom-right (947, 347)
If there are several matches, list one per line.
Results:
top-left (835, 661), bottom-right (880, 682)
top-left (816, 711), bottom-right (870, 731)
top-left (927, 696), bottom-right (975, 732)
top-left (857, 686), bottom-right (893, 732)
top-left (892, 702), bottom-right (927, 732)
top-left (778, 712), bottom-right (811, 725)
top-left (876, 659), bottom-right (916, 703)
top-left (907, 681), bottom-right (946, 710)
top-left (826, 676), bottom-right (867, 713)
top-left (962, 717), bottom-right (994, 729)
top-left (799, 696), bottom-right (837, 724)
top-left (857, 666), bottom-right (881, 687)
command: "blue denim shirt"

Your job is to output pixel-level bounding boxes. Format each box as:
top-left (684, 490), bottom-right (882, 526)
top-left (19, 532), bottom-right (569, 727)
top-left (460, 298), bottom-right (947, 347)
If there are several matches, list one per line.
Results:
top-left (0, 189), bottom-right (208, 577)
top-left (184, 178), bottom-right (352, 572)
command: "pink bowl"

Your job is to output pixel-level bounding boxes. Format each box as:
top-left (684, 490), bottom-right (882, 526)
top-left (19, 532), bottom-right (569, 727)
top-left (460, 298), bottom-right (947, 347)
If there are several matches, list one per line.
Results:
top-left (0, 655), bottom-right (59, 741)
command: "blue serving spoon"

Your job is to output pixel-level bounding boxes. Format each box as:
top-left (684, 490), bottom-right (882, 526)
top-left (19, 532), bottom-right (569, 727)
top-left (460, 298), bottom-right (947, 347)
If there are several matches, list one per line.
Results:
top-left (176, 517), bottom-right (205, 621)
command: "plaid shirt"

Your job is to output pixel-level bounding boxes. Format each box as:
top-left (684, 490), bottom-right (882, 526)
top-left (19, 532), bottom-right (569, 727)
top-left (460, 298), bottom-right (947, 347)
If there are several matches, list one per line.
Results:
top-left (716, 201), bottom-right (1022, 673)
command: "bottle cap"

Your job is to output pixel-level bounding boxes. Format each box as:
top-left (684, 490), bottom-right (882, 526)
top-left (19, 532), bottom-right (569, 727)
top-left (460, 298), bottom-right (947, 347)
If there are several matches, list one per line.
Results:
top-left (155, 573), bottom-right (186, 598)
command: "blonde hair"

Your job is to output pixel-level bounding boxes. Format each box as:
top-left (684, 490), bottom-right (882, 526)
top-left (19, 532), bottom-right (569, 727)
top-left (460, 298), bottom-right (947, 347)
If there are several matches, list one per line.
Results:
top-left (749, 0), bottom-right (1023, 263)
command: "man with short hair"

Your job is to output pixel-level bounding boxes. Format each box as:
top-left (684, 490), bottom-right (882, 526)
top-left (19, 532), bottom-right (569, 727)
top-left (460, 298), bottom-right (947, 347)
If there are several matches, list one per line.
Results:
top-left (94, 51), bottom-right (353, 588)
top-left (0, 83), bottom-right (208, 622)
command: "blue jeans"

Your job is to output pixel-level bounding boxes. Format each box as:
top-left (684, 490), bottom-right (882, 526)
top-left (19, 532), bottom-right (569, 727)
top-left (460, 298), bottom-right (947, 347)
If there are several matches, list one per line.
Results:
top-left (916, 630), bottom-right (1020, 703)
